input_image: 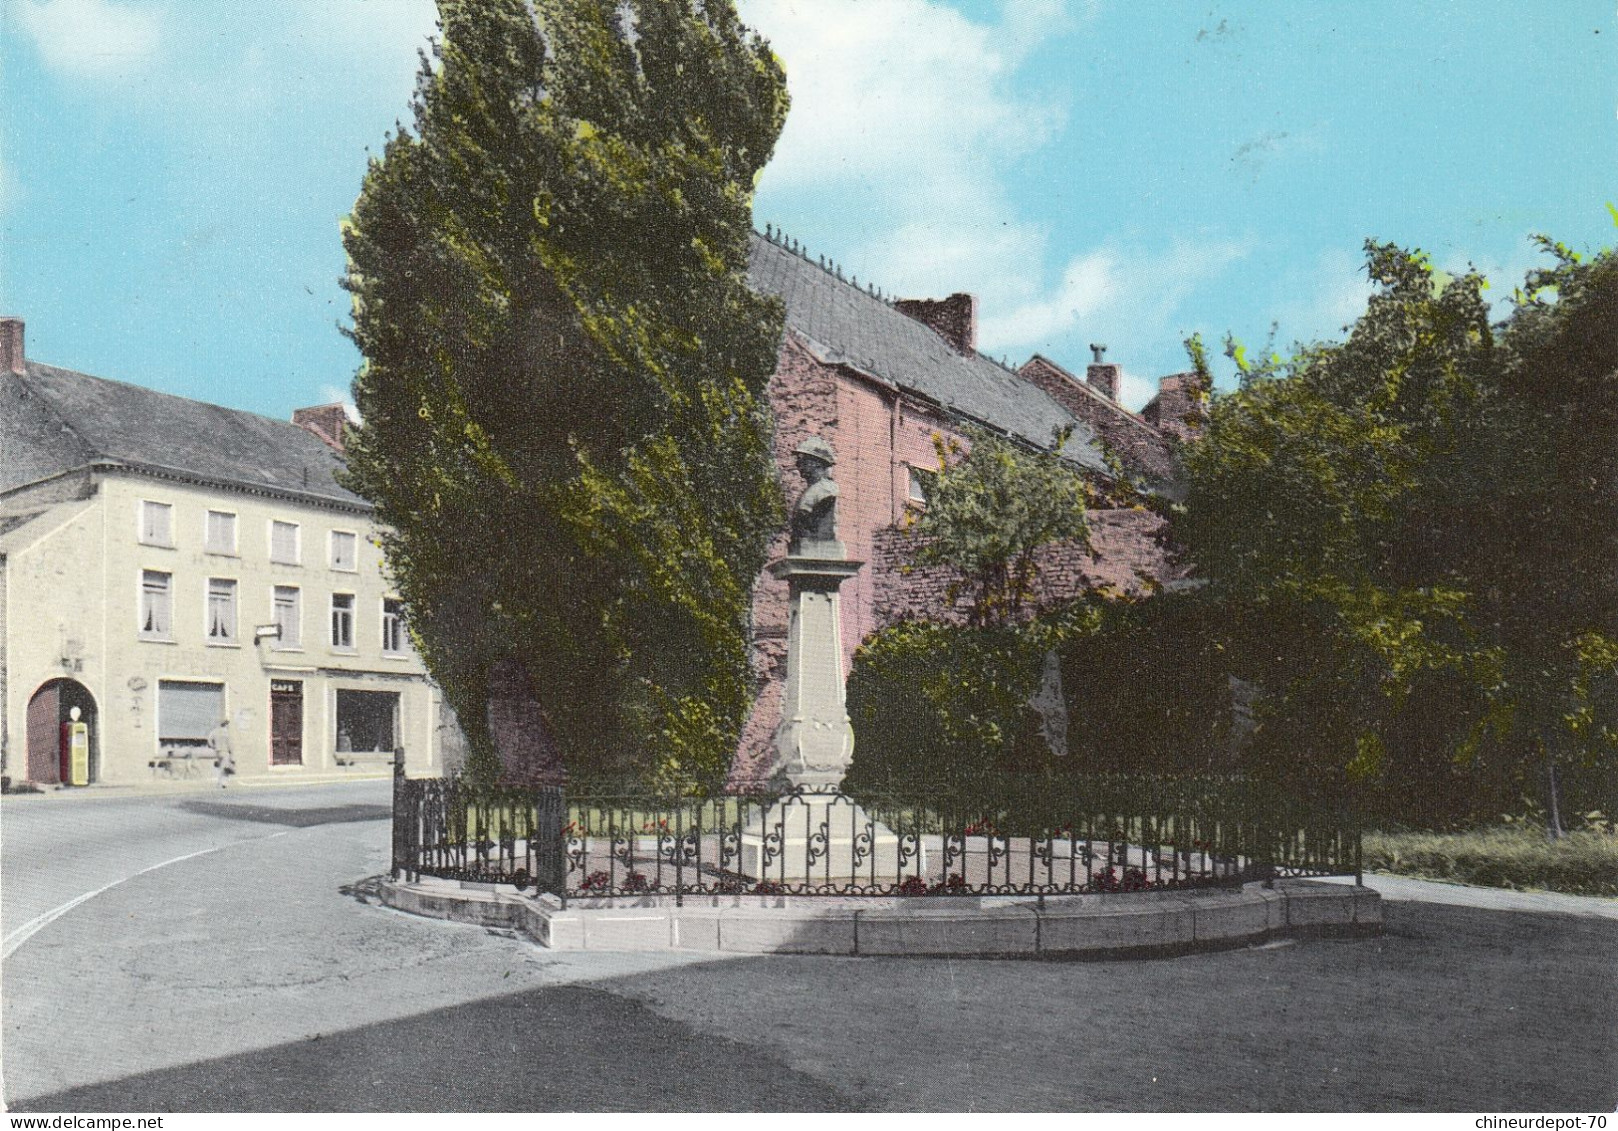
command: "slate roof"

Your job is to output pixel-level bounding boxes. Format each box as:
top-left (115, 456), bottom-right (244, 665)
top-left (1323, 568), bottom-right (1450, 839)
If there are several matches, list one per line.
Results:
top-left (748, 234), bottom-right (1112, 473)
top-left (6, 362), bottom-right (366, 509)
top-left (4, 235), bottom-right (1110, 510)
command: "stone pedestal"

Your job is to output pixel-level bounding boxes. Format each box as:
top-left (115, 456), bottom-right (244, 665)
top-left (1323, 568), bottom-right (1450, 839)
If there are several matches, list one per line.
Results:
top-left (737, 548), bottom-right (915, 883)
top-left (738, 792), bottom-right (918, 884)
top-left (766, 549), bottom-right (861, 787)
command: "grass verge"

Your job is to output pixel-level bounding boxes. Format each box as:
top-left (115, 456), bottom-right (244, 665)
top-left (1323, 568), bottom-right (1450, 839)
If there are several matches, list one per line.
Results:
top-left (1364, 825), bottom-right (1618, 897)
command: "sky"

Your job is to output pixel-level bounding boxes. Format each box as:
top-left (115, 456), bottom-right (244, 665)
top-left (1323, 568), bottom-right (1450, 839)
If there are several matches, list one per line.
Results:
top-left (2, 0), bottom-right (1614, 419)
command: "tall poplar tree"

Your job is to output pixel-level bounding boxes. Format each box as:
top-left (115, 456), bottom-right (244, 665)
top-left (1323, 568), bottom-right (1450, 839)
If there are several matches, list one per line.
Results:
top-left (340, 0), bottom-right (789, 790)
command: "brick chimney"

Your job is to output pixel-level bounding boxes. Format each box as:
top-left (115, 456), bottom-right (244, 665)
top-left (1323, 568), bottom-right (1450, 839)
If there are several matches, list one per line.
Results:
top-left (1, 317), bottom-right (24, 376)
top-left (1141, 372), bottom-right (1208, 442)
top-left (894, 293), bottom-right (978, 354)
top-left (293, 403), bottom-right (349, 454)
top-left (1085, 343), bottom-right (1119, 401)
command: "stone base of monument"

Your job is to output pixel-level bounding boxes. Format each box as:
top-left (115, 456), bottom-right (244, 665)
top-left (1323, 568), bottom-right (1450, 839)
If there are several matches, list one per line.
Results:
top-left (737, 794), bottom-right (924, 884)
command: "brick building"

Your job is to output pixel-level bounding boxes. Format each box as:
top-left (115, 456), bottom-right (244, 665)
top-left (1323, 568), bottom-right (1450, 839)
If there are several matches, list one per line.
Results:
top-left (731, 230), bottom-right (1201, 780)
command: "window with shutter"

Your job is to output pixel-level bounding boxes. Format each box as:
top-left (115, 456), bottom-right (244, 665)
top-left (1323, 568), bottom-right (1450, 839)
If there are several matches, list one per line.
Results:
top-left (270, 521), bottom-right (300, 565)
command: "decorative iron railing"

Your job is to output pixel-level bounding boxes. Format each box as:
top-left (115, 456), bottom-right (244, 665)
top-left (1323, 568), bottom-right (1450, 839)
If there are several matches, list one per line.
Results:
top-left (392, 764), bottom-right (1362, 901)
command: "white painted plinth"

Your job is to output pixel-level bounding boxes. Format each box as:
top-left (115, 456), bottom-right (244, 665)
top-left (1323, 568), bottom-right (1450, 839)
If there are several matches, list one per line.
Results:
top-left (737, 795), bottom-right (924, 883)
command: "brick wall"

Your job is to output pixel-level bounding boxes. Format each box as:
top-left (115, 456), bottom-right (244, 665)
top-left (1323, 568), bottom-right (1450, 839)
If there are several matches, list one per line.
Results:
top-left (892, 294), bottom-right (977, 354)
top-left (731, 328), bottom-right (1187, 783)
top-left (870, 506), bottom-right (1181, 627)
top-left (1017, 356), bottom-right (1178, 485)
top-left (1139, 371), bottom-right (1208, 444)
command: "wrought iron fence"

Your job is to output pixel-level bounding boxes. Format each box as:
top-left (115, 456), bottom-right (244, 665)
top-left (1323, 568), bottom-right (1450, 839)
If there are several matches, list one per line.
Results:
top-left (392, 764), bottom-right (1362, 901)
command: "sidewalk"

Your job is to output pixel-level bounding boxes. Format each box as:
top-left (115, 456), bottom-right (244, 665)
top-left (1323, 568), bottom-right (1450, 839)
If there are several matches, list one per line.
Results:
top-left (1319, 872), bottom-right (1618, 920)
top-left (0, 771), bottom-right (391, 804)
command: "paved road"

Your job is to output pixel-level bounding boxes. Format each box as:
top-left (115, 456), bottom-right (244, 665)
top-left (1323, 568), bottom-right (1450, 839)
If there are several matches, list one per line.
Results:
top-left (4, 783), bottom-right (1614, 1112)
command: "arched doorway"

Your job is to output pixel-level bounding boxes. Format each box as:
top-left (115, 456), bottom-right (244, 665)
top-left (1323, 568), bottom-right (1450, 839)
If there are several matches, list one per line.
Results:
top-left (26, 679), bottom-right (98, 786)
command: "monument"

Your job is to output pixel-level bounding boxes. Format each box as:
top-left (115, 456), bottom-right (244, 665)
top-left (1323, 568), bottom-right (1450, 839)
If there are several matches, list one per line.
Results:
top-left (740, 438), bottom-right (909, 884)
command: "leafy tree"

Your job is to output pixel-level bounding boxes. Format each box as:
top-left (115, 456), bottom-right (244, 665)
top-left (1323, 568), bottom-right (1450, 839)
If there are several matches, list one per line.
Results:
top-left (908, 428), bottom-right (1094, 627)
top-left (845, 429), bottom-right (1101, 786)
top-left (1178, 238), bottom-right (1618, 828)
top-left (1471, 241), bottom-right (1618, 833)
top-left (340, 0), bottom-right (789, 790)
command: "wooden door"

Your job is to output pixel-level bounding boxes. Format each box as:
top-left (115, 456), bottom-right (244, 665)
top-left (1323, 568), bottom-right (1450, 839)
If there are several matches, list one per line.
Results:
top-left (270, 680), bottom-right (303, 766)
top-left (25, 683), bottom-right (61, 784)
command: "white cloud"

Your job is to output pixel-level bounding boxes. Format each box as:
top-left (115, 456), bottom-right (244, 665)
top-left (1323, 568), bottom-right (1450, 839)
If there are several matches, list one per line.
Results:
top-left (289, 0), bottom-right (438, 62)
top-left (13, 0), bottom-right (161, 78)
top-left (1270, 247), bottom-right (1373, 349)
top-left (745, 0), bottom-right (1066, 197)
top-left (978, 248), bottom-right (1118, 345)
top-left (739, 0), bottom-right (1235, 408)
top-left (979, 237), bottom-right (1250, 406)
top-left (743, 0), bottom-right (1074, 314)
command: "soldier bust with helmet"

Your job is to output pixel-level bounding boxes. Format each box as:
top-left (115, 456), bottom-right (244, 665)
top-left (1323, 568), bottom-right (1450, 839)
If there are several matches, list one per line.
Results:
top-left (788, 435), bottom-right (842, 557)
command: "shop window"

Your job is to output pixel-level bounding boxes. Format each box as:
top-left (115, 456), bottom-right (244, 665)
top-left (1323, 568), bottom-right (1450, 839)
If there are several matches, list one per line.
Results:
top-left (158, 680), bottom-right (224, 758)
top-left (335, 689), bottom-right (398, 754)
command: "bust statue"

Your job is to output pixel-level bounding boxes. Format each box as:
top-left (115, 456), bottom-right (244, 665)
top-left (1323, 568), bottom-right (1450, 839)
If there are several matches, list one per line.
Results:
top-left (788, 436), bottom-right (840, 555)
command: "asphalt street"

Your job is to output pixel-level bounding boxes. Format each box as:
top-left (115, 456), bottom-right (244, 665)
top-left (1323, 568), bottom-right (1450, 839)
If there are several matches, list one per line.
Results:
top-left (3, 779), bottom-right (1614, 1112)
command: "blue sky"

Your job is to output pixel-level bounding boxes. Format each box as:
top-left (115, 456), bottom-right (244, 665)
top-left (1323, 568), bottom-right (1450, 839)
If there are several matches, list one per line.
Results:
top-left (2, 0), bottom-right (1613, 418)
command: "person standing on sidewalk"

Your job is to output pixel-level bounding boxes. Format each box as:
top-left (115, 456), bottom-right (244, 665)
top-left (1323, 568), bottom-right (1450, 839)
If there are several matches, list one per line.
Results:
top-left (208, 719), bottom-right (235, 789)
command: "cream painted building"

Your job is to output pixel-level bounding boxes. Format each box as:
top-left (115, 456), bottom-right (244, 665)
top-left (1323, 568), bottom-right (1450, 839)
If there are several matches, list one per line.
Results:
top-left (0, 318), bottom-right (460, 787)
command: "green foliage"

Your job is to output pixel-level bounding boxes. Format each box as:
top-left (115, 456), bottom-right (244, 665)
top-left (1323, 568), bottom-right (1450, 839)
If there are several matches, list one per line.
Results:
top-left (1060, 591), bottom-right (1238, 775)
top-left (845, 608), bottom-right (1097, 790)
top-left (908, 428), bottom-right (1094, 626)
top-left (1178, 236), bottom-right (1618, 826)
top-left (1363, 826), bottom-right (1618, 897)
top-left (340, 0), bottom-right (788, 790)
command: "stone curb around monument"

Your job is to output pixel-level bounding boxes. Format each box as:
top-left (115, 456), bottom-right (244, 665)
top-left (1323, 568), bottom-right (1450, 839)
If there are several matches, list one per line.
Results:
top-left (378, 877), bottom-right (1381, 958)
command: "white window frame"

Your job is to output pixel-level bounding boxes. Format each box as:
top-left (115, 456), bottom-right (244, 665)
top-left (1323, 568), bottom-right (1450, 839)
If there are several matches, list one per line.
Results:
top-left (381, 597), bottom-right (406, 655)
top-left (138, 500), bottom-right (174, 548)
top-left (205, 577), bottom-right (238, 645)
top-left (272, 585), bottom-right (303, 650)
top-left (269, 520), bottom-right (301, 566)
top-left (205, 509), bottom-right (238, 556)
top-left (139, 569), bottom-right (174, 641)
top-left (907, 465), bottom-right (934, 506)
top-left (330, 592), bottom-right (356, 650)
top-left (329, 529), bottom-right (358, 572)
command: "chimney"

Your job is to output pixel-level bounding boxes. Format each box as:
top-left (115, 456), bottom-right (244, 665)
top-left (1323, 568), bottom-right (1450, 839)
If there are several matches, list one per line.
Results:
top-left (293, 403), bottom-right (349, 454)
top-left (1085, 343), bottom-right (1119, 401)
top-left (894, 293), bottom-right (978, 354)
top-left (1143, 371), bottom-right (1208, 442)
top-left (1, 317), bottom-right (24, 376)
